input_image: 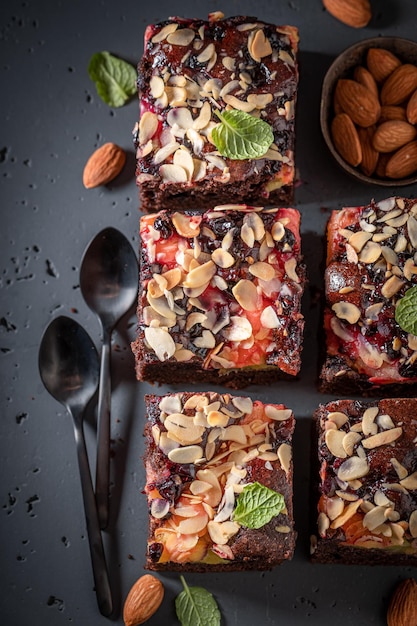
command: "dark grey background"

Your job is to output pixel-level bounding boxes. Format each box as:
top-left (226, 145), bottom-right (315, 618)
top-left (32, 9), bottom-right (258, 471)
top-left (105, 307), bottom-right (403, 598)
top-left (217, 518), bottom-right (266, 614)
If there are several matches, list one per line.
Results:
top-left (1, 1), bottom-right (416, 624)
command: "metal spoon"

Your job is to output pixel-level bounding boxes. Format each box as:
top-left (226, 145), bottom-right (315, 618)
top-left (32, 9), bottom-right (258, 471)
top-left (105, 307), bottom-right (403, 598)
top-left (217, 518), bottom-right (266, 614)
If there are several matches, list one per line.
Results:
top-left (80, 227), bottom-right (138, 530)
top-left (38, 316), bottom-right (113, 617)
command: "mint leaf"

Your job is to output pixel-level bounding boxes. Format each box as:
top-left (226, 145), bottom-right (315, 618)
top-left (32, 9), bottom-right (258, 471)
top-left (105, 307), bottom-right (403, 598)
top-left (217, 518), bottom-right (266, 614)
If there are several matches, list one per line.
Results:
top-left (233, 482), bottom-right (285, 529)
top-left (175, 576), bottom-right (221, 626)
top-left (211, 109), bottom-right (274, 160)
top-left (395, 285), bottom-right (417, 335)
top-left (88, 51), bottom-right (136, 107)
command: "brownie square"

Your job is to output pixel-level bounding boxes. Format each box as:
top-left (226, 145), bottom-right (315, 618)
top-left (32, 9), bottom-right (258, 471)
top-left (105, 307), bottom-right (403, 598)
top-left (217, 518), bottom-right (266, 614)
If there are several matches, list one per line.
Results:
top-left (131, 205), bottom-right (305, 388)
top-left (311, 398), bottom-right (417, 566)
top-left (135, 14), bottom-right (299, 212)
top-left (319, 196), bottom-right (417, 396)
top-left (143, 391), bottom-right (296, 571)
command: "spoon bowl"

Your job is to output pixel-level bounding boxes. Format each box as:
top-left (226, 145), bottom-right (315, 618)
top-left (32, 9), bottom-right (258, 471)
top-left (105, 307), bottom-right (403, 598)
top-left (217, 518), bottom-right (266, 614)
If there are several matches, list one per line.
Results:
top-left (80, 227), bottom-right (138, 529)
top-left (39, 316), bottom-right (113, 617)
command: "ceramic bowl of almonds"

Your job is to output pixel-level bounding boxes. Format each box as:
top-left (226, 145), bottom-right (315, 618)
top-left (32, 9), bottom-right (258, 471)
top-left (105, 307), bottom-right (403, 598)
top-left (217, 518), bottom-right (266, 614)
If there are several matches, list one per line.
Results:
top-left (321, 36), bottom-right (417, 186)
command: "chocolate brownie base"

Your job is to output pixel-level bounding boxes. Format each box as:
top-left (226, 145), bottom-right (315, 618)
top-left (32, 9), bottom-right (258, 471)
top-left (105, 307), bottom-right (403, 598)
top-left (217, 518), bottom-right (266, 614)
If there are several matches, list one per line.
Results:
top-left (135, 14), bottom-right (298, 212)
top-left (319, 196), bottom-right (417, 396)
top-left (133, 206), bottom-right (305, 388)
top-left (144, 392), bottom-right (296, 571)
top-left (311, 398), bottom-right (417, 566)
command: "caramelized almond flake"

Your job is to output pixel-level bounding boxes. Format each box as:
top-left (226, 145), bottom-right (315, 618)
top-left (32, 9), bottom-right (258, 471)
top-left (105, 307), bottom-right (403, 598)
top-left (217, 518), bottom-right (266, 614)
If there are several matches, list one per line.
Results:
top-left (264, 406), bottom-right (292, 421)
top-left (166, 28), bottom-right (195, 46)
top-left (167, 445), bottom-right (203, 464)
top-left (277, 442), bottom-right (292, 474)
top-left (232, 279), bottom-right (259, 311)
top-left (212, 247), bottom-right (235, 268)
top-left (248, 28), bottom-right (272, 62)
top-left (348, 230), bottom-right (372, 252)
top-left (337, 456), bottom-right (369, 481)
top-left (325, 429), bottom-right (347, 458)
top-left (151, 23), bottom-right (178, 43)
top-left (330, 499), bottom-right (363, 529)
top-left (400, 471), bottom-right (417, 490)
top-left (326, 411), bottom-right (349, 428)
top-left (362, 426), bottom-right (402, 449)
top-left (332, 302), bottom-right (361, 325)
top-left (381, 275), bottom-right (404, 299)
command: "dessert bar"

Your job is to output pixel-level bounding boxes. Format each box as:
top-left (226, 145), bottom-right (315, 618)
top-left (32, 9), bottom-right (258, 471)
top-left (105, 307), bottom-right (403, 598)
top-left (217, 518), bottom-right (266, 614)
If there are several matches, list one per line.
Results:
top-left (311, 398), bottom-right (417, 566)
top-left (131, 205), bottom-right (305, 388)
top-left (144, 391), bottom-right (296, 571)
top-left (135, 14), bottom-right (299, 211)
top-left (320, 196), bottom-right (417, 396)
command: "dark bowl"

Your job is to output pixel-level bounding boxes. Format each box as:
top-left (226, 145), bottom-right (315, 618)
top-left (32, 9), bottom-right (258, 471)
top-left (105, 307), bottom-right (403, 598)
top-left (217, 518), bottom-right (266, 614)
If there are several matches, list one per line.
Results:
top-left (320, 36), bottom-right (417, 187)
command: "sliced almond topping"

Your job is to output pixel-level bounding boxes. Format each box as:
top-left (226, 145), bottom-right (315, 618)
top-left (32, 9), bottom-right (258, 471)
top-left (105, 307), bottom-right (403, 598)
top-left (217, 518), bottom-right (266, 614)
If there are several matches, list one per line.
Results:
top-left (332, 302), bottom-right (361, 324)
top-left (222, 94), bottom-right (256, 112)
top-left (327, 411), bottom-right (349, 428)
top-left (247, 93), bottom-right (273, 109)
top-left (271, 221), bottom-right (285, 242)
top-left (318, 511), bottom-right (330, 537)
top-left (159, 394), bottom-right (182, 414)
top-left (162, 267), bottom-right (182, 291)
top-left (284, 257), bottom-right (300, 283)
top-left (245, 212), bottom-right (265, 241)
top-left (381, 246), bottom-right (399, 266)
top-left (407, 214), bottom-right (417, 248)
top-left (265, 406), bottom-right (292, 421)
top-left (330, 499), bottom-right (363, 529)
top-left (365, 302), bottom-right (384, 320)
top-left (164, 413), bottom-right (205, 444)
top-left (277, 443), bottom-right (292, 474)
top-left (248, 28), bottom-right (272, 62)
top-left (231, 396), bottom-right (253, 414)
top-left (159, 163), bottom-right (188, 183)
top-left (362, 406), bottom-right (379, 436)
top-left (168, 445), bottom-right (204, 464)
top-left (348, 230), bottom-right (373, 252)
top-left (325, 429), bottom-right (347, 458)
top-left (212, 247), bottom-right (235, 268)
top-left (260, 305), bottom-right (280, 329)
top-left (194, 330), bottom-right (215, 349)
top-left (381, 275), bottom-right (405, 299)
top-left (153, 141), bottom-right (181, 165)
top-left (222, 56), bottom-right (236, 71)
top-left (232, 279), bottom-right (259, 311)
top-left (207, 410), bottom-right (229, 428)
top-left (192, 101), bottom-right (212, 131)
top-left (167, 28), bottom-right (195, 46)
top-left (144, 326), bottom-right (176, 361)
top-left (173, 148), bottom-right (194, 180)
top-left (337, 456), bottom-right (369, 481)
top-left (139, 111), bottom-right (159, 145)
top-left (240, 223), bottom-right (255, 247)
top-left (183, 260), bottom-right (216, 288)
top-left (400, 471), bottom-right (417, 490)
top-left (409, 510), bottom-right (417, 538)
top-left (177, 510), bottom-right (209, 534)
top-left (377, 413), bottom-right (395, 430)
top-left (167, 107), bottom-right (194, 129)
top-left (249, 261), bottom-right (275, 281)
top-left (326, 496), bottom-right (345, 521)
top-left (174, 348), bottom-right (194, 362)
top-left (207, 520), bottom-right (240, 545)
top-left (342, 431), bottom-right (362, 456)
top-left (363, 505), bottom-right (389, 531)
top-left (151, 23), bottom-right (178, 43)
top-left (197, 43), bottom-right (215, 63)
top-left (362, 426), bottom-right (402, 449)
top-left (222, 316), bottom-right (253, 341)
top-left (358, 241), bottom-right (382, 264)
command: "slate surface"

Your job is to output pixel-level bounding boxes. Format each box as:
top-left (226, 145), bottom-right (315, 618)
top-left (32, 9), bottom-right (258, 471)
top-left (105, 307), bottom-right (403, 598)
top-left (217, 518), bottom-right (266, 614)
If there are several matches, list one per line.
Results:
top-left (1, 1), bottom-right (416, 624)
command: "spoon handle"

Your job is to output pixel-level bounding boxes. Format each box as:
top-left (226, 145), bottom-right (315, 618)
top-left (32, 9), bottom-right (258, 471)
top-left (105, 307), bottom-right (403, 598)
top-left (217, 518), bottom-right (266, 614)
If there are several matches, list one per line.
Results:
top-left (96, 329), bottom-right (111, 530)
top-left (73, 414), bottom-right (113, 617)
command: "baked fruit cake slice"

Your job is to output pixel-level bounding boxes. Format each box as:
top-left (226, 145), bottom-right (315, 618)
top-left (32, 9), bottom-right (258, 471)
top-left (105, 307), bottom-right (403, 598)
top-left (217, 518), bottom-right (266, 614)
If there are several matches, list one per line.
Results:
top-left (131, 205), bottom-right (305, 388)
top-left (144, 391), bottom-right (296, 571)
top-left (135, 13), bottom-right (299, 212)
top-left (311, 398), bottom-right (417, 566)
top-left (320, 196), bottom-right (417, 396)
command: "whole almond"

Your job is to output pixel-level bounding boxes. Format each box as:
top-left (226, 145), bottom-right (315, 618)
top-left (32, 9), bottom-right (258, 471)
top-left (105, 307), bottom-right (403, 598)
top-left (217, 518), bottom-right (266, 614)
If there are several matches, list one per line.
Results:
top-left (123, 574), bottom-right (164, 626)
top-left (358, 126), bottom-right (378, 176)
top-left (353, 65), bottom-right (379, 100)
top-left (381, 63), bottom-right (417, 105)
top-left (366, 48), bottom-right (401, 83)
top-left (83, 142), bottom-right (126, 188)
top-left (335, 79), bottom-right (381, 127)
top-left (331, 113), bottom-right (362, 166)
top-left (406, 88), bottom-right (417, 124)
top-left (379, 105), bottom-right (407, 123)
top-left (322, 0), bottom-right (371, 28)
top-left (385, 140), bottom-right (417, 179)
top-left (386, 578), bottom-right (417, 626)
top-left (372, 120), bottom-right (417, 153)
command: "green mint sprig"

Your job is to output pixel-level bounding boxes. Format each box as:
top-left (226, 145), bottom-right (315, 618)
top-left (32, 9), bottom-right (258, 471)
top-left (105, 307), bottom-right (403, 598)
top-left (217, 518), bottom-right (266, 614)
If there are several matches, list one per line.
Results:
top-left (233, 482), bottom-right (285, 529)
top-left (395, 285), bottom-right (417, 335)
top-left (175, 576), bottom-right (221, 626)
top-left (88, 51), bottom-right (136, 107)
top-left (211, 109), bottom-right (274, 160)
